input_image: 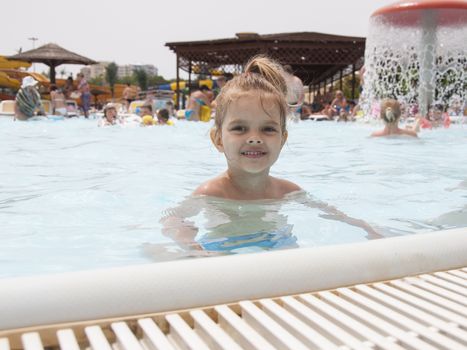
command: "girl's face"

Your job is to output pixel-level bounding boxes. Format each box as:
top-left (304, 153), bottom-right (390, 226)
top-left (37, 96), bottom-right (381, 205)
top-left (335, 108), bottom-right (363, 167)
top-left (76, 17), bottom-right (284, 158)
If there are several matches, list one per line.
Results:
top-left (105, 108), bottom-right (117, 121)
top-left (212, 93), bottom-right (287, 175)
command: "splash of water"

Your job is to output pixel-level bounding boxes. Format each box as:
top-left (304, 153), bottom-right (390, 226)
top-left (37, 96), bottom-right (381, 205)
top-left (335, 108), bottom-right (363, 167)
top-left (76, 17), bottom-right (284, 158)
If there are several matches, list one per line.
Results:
top-left (360, 10), bottom-right (467, 118)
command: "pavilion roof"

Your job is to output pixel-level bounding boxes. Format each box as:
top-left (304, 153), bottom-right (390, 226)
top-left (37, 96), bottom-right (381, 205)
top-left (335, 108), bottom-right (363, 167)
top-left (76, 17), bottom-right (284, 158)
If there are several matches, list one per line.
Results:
top-left (166, 32), bottom-right (366, 85)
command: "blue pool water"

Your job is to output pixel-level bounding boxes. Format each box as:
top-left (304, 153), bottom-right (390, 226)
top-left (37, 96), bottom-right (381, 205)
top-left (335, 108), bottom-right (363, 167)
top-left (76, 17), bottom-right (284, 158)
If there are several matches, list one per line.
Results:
top-left (1, 117), bottom-right (466, 278)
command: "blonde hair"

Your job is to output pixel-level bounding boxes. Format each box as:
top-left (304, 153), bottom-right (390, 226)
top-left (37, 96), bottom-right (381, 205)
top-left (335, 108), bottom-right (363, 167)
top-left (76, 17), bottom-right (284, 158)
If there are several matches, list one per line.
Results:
top-left (213, 55), bottom-right (288, 137)
top-left (380, 98), bottom-right (401, 123)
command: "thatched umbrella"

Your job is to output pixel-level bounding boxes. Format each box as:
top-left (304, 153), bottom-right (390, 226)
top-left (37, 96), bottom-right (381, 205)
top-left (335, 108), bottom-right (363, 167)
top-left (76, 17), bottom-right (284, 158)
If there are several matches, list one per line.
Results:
top-left (7, 43), bottom-right (97, 84)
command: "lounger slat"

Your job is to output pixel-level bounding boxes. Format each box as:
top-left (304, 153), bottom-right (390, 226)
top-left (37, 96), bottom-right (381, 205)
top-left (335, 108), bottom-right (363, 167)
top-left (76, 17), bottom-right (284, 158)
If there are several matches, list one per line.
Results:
top-left (21, 333), bottom-right (43, 350)
top-left (239, 300), bottom-right (309, 350)
top-left (357, 285), bottom-right (465, 349)
top-left (320, 290), bottom-right (429, 350)
top-left (420, 274), bottom-right (467, 296)
top-left (138, 318), bottom-right (175, 350)
top-left (446, 270), bottom-right (467, 279)
top-left (374, 283), bottom-right (467, 327)
top-left (281, 296), bottom-right (372, 349)
top-left (111, 322), bottom-right (144, 350)
top-left (56, 329), bottom-right (80, 350)
top-left (84, 326), bottom-right (113, 350)
top-left (215, 305), bottom-right (275, 350)
top-left (300, 293), bottom-right (402, 350)
top-left (0, 339), bottom-right (10, 350)
top-left (337, 287), bottom-right (439, 350)
top-left (165, 313), bottom-right (209, 350)
top-left (259, 298), bottom-right (339, 349)
top-left (190, 310), bottom-right (242, 350)
top-left (391, 279), bottom-right (467, 316)
top-left (434, 271), bottom-right (467, 287)
top-left (403, 277), bottom-right (467, 306)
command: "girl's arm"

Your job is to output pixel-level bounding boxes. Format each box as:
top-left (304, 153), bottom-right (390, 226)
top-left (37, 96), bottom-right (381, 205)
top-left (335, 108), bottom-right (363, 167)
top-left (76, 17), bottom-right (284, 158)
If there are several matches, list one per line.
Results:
top-left (301, 194), bottom-right (382, 239)
top-left (159, 196), bottom-right (204, 250)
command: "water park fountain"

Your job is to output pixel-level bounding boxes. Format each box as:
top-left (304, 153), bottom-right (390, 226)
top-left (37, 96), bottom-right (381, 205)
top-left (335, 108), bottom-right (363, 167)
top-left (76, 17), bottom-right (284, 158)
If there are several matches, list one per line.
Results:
top-left (360, 0), bottom-right (467, 118)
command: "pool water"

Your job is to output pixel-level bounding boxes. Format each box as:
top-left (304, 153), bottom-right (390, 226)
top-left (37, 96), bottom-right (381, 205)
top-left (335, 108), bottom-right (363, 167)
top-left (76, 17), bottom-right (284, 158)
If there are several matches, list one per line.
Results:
top-left (1, 118), bottom-right (466, 278)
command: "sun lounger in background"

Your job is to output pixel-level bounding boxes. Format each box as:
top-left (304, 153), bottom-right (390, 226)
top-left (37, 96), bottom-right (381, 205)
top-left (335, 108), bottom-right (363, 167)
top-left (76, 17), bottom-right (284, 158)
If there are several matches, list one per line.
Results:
top-left (0, 100), bottom-right (15, 116)
top-left (40, 100), bottom-right (51, 114)
top-left (66, 100), bottom-right (79, 117)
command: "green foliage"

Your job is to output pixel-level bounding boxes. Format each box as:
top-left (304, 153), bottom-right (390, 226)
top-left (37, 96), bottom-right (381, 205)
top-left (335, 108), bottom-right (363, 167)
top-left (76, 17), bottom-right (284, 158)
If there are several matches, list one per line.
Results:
top-left (148, 75), bottom-right (170, 86)
top-left (133, 69), bottom-right (148, 91)
top-left (341, 75), bottom-right (361, 100)
top-left (89, 76), bottom-right (104, 86)
top-left (105, 62), bottom-right (118, 97)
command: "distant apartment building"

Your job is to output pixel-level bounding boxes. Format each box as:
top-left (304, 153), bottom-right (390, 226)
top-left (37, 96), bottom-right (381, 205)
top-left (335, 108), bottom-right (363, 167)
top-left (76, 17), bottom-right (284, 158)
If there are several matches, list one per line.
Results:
top-left (81, 62), bottom-right (158, 80)
top-left (117, 64), bottom-right (158, 79)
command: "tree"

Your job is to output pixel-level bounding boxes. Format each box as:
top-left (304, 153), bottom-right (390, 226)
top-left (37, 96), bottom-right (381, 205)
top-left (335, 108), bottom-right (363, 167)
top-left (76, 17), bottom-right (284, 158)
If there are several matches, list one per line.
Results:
top-left (105, 62), bottom-right (118, 99)
top-left (133, 68), bottom-right (148, 91)
top-left (59, 69), bottom-right (67, 79)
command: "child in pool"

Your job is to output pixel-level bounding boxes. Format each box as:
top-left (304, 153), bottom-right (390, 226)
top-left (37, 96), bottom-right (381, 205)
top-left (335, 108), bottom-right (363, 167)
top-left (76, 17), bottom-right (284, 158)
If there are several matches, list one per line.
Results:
top-left (194, 56), bottom-right (299, 200)
top-left (371, 98), bottom-right (418, 138)
top-left (156, 56), bottom-right (380, 256)
top-left (98, 103), bottom-right (122, 127)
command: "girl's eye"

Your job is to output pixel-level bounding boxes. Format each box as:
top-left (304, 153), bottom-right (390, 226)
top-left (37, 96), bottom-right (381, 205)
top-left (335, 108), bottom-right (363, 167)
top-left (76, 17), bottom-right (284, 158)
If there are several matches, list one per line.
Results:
top-left (263, 127), bottom-right (278, 133)
top-left (231, 126), bottom-right (246, 132)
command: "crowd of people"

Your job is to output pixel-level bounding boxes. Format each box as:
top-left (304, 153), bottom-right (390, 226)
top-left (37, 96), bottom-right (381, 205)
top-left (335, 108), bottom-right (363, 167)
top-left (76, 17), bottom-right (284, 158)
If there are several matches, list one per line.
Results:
top-left (11, 61), bottom-right (464, 137)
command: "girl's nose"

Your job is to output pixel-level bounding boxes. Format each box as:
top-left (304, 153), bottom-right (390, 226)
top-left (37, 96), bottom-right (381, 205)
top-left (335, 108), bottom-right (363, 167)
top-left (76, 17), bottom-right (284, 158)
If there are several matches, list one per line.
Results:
top-left (247, 137), bottom-right (263, 144)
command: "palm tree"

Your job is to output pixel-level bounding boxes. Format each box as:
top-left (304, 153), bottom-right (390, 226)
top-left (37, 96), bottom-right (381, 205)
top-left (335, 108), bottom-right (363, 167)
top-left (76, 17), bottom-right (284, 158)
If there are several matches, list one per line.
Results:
top-left (133, 68), bottom-right (148, 91)
top-left (105, 62), bottom-right (118, 100)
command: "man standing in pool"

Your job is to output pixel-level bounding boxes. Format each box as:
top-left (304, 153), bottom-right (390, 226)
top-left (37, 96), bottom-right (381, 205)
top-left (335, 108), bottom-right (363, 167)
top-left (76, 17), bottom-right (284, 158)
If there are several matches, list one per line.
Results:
top-left (157, 56), bottom-right (380, 255)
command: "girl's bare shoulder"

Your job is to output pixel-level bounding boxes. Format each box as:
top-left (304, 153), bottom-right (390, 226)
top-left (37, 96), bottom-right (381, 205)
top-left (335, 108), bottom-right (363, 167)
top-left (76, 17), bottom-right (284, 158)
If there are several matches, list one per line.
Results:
top-left (193, 177), bottom-right (226, 198)
top-left (272, 177), bottom-right (302, 196)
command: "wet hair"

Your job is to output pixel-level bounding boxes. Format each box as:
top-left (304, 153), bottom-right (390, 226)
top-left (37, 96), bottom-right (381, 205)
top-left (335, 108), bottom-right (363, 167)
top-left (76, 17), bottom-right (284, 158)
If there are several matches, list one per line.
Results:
top-left (141, 103), bottom-right (153, 113)
top-left (380, 98), bottom-right (401, 123)
top-left (157, 108), bottom-right (169, 121)
top-left (104, 104), bottom-right (117, 119)
top-left (213, 55), bottom-right (288, 137)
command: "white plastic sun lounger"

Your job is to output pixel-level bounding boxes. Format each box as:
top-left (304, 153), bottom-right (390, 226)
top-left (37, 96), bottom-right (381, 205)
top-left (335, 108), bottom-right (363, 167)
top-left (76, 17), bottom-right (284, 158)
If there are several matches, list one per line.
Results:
top-left (0, 227), bottom-right (466, 349)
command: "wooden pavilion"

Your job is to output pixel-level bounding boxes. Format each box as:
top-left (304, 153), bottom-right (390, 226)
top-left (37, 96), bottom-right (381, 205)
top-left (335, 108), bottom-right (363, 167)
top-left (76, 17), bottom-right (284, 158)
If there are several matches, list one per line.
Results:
top-left (166, 32), bottom-right (366, 108)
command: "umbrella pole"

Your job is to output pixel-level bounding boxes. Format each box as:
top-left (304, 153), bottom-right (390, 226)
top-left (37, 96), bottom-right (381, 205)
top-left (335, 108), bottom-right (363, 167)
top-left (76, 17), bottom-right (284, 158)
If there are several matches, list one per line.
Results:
top-left (49, 63), bottom-right (57, 84)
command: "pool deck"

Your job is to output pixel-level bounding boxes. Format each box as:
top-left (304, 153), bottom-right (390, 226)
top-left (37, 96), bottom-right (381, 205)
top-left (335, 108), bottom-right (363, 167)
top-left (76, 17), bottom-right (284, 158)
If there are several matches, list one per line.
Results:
top-left (0, 228), bottom-right (466, 349)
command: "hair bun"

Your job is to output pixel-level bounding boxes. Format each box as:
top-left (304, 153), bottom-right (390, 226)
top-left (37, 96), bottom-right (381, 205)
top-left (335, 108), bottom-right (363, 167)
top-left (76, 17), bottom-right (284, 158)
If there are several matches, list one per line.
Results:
top-left (385, 107), bottom-right (395, 122)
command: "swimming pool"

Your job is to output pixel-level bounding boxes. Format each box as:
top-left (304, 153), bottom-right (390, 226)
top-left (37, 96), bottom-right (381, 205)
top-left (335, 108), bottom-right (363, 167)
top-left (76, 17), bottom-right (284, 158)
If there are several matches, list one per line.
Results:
top-left (1, 117), bottom-right (466, 278)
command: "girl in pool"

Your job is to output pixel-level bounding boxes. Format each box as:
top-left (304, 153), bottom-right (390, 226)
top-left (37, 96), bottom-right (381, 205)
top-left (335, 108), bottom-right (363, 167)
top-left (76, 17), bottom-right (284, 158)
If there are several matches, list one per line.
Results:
top-left (195, 56), bottom-right (299, 200)
top-left (98, 103), bottom-right (122, 127)
top-left (371, 98), bottom-right (418, 138)
top-left (154, 56), bottom-right (380, 258)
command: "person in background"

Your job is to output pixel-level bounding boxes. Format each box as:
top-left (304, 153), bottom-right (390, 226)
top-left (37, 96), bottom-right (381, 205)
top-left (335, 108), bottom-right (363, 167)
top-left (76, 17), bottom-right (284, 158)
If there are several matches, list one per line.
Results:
top-left (165, 101), bottom-right (175, 117)
top-left (63, 76), bottom-right (74, 99)
top-left (185, 85), bottom-right (213, 121)
top-left (122, 83), bottom-right (134, 112)
top-left (76, 73), bottom-right (91, 118)
top-left (330, 90), bottom-right (348, 117)
top-left (283, 64), bottom-right (304, 119)
top-left (98, 103), bottom-right (121, 127)
top-left (371, 98), bottom-right (418, 137)
top-left (14, 76), bottom-right (45, 121)
top-left (140, 102), bottom-right (156, 126)
top-left (320, 102), bottom-right (333, 119)
top-left (157, 108), bottom-right (174, 125)
top-left (50, 85), bottom-right (67, 116)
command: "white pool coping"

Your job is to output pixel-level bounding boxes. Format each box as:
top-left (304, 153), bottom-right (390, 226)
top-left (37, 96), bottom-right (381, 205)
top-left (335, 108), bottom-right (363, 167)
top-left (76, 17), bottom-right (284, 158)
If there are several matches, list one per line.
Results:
top-left (0, 227), bottom-right (466, 331)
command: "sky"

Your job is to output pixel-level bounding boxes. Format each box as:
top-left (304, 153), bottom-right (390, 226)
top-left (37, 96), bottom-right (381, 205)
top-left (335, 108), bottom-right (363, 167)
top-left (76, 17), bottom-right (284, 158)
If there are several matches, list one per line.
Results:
top-left (3, 0), bottom-right (397, 80)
